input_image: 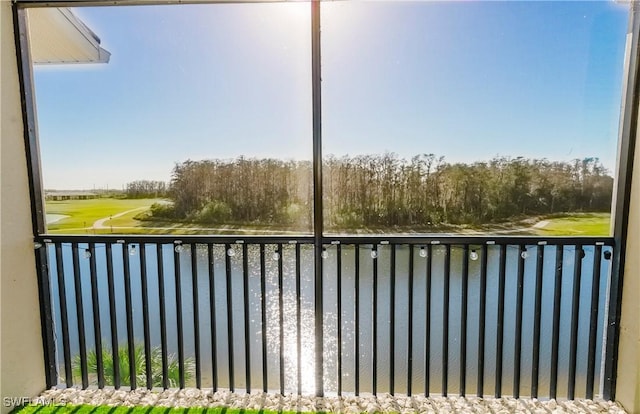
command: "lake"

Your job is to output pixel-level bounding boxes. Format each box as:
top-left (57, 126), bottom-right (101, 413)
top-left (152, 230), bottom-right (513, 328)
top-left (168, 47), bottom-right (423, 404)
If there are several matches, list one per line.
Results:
top-left (46, 214), bottom-right (69, 224)
top-left (47, 242), bottom-right (612, 398)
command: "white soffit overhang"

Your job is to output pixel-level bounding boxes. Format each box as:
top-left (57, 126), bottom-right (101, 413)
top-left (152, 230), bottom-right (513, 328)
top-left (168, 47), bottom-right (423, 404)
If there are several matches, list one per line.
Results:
top-left (27, 8), bottom-right (110, 65)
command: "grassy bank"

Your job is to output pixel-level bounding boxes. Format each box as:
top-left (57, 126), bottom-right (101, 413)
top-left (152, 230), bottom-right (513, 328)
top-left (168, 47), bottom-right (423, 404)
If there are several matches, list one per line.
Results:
top-left (45, 198), bottom-right (610, 236)
top-left (46, 198), bottom-right (161, 233)
top-left (533, 212), bottom-right (610, 236)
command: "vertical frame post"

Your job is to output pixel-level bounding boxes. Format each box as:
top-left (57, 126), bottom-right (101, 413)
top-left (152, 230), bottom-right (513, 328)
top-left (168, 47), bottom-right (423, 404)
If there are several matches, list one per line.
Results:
top-left (604, 1), bottom-right (640, 401)
top-left (12, 5), bottom-right (46, 235)
top-left (12, 4), bottom-right (55, 388)
top-left (311, 0), bottom-right (324, 398)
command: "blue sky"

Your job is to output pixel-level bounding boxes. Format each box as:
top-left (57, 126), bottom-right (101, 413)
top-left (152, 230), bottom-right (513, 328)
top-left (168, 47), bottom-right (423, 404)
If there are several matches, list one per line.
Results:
top-left (32, 1), bottom-right (629, 190)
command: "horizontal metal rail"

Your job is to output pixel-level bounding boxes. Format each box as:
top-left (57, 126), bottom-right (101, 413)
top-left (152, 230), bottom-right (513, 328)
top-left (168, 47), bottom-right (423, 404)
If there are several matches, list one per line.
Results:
top-left (36, 234), bottom-right (613, 246)
top-left (36, 234), bottom-right (315, 245)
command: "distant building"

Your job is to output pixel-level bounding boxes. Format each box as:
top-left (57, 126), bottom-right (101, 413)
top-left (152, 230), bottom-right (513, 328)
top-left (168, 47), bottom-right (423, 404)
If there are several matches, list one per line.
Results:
top-left (45, 191), bottom-right (97, 201)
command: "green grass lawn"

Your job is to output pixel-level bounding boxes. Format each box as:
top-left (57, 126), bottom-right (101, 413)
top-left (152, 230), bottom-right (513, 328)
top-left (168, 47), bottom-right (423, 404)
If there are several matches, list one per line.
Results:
top-left (45, 198), bottom-right (611, 236)
top-left (46, 198), bottom-right (161, 234)
top-left (533, 213), bottom-right (611, 236)
top-left (12, 405), bottom-right (305, 414)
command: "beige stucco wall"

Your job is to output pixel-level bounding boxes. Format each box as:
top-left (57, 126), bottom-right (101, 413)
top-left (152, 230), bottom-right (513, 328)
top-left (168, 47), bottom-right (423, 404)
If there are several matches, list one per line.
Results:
top-left (0, 1), bottom-right (47, 412)
top-left (616, 101), bottom-right (640, 411)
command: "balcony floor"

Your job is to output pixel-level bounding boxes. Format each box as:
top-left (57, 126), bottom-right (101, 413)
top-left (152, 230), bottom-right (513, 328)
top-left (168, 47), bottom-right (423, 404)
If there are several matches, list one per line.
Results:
top-left (39, 388), bottom-right (627, 413)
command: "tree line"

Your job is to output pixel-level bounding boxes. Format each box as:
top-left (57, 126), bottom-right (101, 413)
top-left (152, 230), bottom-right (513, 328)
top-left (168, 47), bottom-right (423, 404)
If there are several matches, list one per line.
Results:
top-left (124, 180), bottom-right (168, 198)
top-left (142, 154), bottom-right (613, 230)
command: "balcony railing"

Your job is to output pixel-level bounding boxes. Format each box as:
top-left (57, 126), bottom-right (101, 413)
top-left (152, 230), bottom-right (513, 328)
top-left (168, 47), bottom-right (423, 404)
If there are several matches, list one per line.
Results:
top-left (36, 234), bottom-right (615, 400)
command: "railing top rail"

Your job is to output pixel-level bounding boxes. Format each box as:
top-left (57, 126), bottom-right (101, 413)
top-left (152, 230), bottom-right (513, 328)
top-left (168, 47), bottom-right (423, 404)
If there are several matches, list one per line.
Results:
top-left (36, 233), bottom-right (615, 246)
top-left (35, 234), bottom-right (316, 244)
top-left (323, 235), bottom-right (615, 246)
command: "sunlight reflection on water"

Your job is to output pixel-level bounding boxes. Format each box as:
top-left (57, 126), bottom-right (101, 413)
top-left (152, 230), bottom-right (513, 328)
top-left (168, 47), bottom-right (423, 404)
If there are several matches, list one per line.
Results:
top-left (50, 242), bottom-right (612, 398)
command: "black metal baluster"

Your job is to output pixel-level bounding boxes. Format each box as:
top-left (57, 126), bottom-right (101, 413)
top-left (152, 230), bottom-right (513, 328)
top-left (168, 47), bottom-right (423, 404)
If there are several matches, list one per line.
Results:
top-left (191, 244), bottom-right (201, 388)
top-left (390, 244), bottom-right (396, 395)
top-left (278, 244), bottom-right (284, 395)
top-left (372, 244), bottom-right (378, 395)
top-left (531, 243), bottom-right (545, 398)
top-left (207, 243), bottom-right (218, 391)
top-left (495, 244), bottom-right (507, 397)
top-left (208, 244), bottom-right (218, 391)
top-left (225, 243), bottom-right (235, 392)
top-left (513, 245), bottom-right (526, 398)
top-left (122, 243), bottom-right (136, 389)
top-left (550, 245), bottom-right (564, 399)
top-left (354, 244), bottom-right (360, 396)
top-left (586, 245), bottom-right (603, 399)
top-left (460, 245), bottom-right (469, 397)
top-left (296, 244), bottom-right (302, 395)
top-left (174, 243), bottom-right (185, 389)
top-left (425, 245), bottom-right (432, 397)
top-left (442, 244), bottom-right (450, 397)
top-left (55, 242), bottom-right (73, 387)
top-left (477, 245), bottom-right (488, 397)
top-left (71, 243), bottom-right (88, 388)
top-left (337, 244), bottom-right (343, 396)
top-left (36, 244), bottom-right (56, 389)
top-left (106, 242), bottom-right (120, 388)
top-left (139, 244), bottom-right (152, 390)
top-left (407, 245), bottom-right (414, 396)
top-left (89, 243), bottom-right (104, 388)
top-left (157, 243), bottom-right (169, 389)
top-left (260, 244), bottom-right (268, 392)
top-left (568, 245), bottom-right (584, 399)
top-left (243, 243), bottom-right (251, 393)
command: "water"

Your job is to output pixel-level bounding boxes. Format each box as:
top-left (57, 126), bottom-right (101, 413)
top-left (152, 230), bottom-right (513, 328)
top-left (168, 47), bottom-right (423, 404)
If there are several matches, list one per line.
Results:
top-left (48, 242), bottom-right (612, 398)
top-left (46, 214), bottom-right (69, 224)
